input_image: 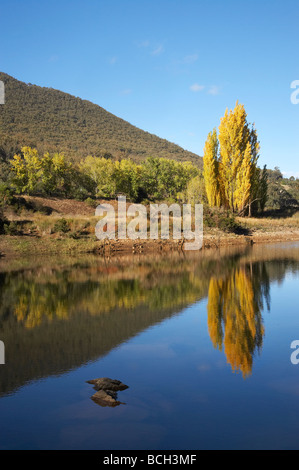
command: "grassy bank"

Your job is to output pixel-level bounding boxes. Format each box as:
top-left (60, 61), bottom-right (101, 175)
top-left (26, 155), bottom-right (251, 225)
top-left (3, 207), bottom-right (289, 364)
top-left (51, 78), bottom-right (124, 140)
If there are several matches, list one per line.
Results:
top-left (1, 195), bottom-right (299, 257)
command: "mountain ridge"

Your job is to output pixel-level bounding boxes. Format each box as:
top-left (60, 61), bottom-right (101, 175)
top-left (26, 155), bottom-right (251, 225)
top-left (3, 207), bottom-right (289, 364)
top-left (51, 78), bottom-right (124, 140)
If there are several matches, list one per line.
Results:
top-left (0, 72), bottom-right (202, 166)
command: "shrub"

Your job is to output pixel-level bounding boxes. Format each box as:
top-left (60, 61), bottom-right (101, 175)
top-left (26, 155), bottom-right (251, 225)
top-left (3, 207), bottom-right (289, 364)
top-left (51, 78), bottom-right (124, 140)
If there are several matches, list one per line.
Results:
top-left (53, 218), bottom-right (70, 234)
top-left (218, 213), bottom-right (239, 233)
top-left (0, 182), bottom-right (14, 209)
top-left (0, 208), bottom-right (7, 234)
top-left (72, 187), bottom-right (90, 201)
top-left (204, 207), bottom-right (240, 233)
top-left (84, 197), bottom-right (97, 208)
top-left (4, 221), bottom-right (19, 235)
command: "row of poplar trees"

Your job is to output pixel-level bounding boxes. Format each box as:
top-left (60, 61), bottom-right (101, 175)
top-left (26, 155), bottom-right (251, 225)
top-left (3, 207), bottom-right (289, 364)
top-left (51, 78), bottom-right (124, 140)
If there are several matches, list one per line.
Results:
top-left (203, 102), bottom-right (268, 216)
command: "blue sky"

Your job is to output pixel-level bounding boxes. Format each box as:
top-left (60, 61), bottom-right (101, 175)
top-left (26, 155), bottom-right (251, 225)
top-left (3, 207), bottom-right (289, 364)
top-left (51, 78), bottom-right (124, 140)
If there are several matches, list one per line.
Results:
top-left (1, 0), bottom-right (299, 175)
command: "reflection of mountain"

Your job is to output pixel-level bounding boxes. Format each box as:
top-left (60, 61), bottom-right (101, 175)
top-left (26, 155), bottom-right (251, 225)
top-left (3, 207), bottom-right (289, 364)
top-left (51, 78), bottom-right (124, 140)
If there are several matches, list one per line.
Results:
top-left (0, 254), bottom-right (211, 397)
top-left (207, 263), bottom-right (269, 378)
top-left (0, 242), bottom-right (299, 395)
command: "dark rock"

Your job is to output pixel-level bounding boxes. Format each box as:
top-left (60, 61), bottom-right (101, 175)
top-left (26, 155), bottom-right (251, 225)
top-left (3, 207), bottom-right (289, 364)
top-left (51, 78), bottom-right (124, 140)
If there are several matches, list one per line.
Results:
top-left (86, 377), bottom-right (129, 407)
top-left (86, 377), bottom-right (129, 392)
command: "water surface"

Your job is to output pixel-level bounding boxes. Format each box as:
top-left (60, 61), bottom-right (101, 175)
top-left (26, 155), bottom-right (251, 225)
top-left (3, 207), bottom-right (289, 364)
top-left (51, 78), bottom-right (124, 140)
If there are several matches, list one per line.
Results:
top-left (0, 242), bottom-right (299, 449)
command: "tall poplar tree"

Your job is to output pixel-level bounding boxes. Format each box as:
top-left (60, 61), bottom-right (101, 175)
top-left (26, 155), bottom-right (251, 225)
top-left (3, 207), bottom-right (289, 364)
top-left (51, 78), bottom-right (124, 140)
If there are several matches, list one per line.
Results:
top-left (235, 141), bottom-right (253, 214)
top-left (204, 101), bottom-right (264, 216)
top-left (203, 128), bottom-right (221, 207)
top-left (218, 102), bottom-right (251, 211)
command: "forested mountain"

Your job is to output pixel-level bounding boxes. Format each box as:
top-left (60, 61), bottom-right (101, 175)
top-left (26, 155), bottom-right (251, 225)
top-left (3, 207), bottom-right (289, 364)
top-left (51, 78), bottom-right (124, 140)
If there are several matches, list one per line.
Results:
top-left (0, 72), bottom-right (202, 165)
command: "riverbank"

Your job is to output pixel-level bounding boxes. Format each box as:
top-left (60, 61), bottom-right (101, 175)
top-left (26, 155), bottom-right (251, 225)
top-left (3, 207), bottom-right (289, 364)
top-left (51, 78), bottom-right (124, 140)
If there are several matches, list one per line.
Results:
top-left (1, 226), bottom-right (299, 257)
top-left (1, 195), bottom-right (299, 257)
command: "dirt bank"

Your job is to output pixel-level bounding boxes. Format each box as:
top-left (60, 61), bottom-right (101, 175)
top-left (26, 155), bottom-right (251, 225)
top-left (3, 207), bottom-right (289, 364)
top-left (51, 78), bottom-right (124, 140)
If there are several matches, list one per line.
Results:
top-left (1, 195), bottom-right (299, 258)
top-left (1, 228), bottom-right (299, 258)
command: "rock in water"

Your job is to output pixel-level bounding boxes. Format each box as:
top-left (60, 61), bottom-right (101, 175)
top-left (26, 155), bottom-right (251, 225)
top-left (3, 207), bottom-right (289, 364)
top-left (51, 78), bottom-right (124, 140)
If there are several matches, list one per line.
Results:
top-left (86, 377), bottom-right (129, 391)
top-left (86, 377), bottom-right (129, 407)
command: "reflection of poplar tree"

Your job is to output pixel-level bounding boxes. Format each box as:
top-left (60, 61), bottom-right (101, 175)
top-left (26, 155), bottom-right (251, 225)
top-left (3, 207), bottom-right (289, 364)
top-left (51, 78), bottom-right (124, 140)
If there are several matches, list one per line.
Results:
top-left (207, 264), bottom-right (268, 378)
top-left (207, 278), bottom-right (224, 349)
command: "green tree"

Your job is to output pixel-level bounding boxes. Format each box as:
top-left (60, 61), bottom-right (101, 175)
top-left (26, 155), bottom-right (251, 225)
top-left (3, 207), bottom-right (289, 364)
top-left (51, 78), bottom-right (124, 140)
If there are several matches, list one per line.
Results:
top-left (114, 159), bottom-right (141, 201)
top-left (259, 165), bottom-right (268, 213)
top-left (80, 156), bottom-right (117, 198)
top-left (10, 147), bottom-right (42, 194)
top-left (186, 174), bottom-right (206, 205)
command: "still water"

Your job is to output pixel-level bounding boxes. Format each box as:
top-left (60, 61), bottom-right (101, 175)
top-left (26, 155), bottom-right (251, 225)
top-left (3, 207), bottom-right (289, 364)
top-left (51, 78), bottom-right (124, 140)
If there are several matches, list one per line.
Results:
top-left (0, 241), bottom-right (299, 450)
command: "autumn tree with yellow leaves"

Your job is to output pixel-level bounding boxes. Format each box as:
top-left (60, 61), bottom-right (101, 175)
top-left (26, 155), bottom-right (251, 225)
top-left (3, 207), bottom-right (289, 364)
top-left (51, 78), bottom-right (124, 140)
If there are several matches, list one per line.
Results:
top-left (10, 147), bottom-right (42, 195)
top-left (10, 147), bottom-right (76, 196)
top-left (203, 128), bottom-right (221, 207)
top-left (203, 102), bottom-right (267, 216)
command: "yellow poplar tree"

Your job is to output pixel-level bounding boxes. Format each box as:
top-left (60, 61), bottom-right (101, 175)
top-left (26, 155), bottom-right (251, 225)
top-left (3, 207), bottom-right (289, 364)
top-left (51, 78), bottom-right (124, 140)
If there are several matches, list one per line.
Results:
top-left (203, 128), bottom-right (221, 207)
top-left (218, 102), bottom-right (250, 211)
top-left (216, 102), bottom-right (261, 214)
top-left (234, 141), bottom-right (252, 213)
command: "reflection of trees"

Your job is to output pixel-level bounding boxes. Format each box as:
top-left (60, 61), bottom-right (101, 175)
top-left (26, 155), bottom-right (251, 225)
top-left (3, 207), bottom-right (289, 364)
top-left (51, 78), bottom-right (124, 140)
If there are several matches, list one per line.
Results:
top-left (0, 247), bottom-right (298, 396)
top-left (9, 273), bottom-right (208, 329)
top-left (207, 263), bottom-right (270, 378)
top-left (0, 258), bottom-right (210, 396)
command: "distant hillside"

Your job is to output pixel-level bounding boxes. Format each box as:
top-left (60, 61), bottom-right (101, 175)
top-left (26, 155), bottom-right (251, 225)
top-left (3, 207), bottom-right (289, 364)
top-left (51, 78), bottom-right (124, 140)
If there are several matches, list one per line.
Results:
top-left (0, 72), bottom-right (202, 166)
